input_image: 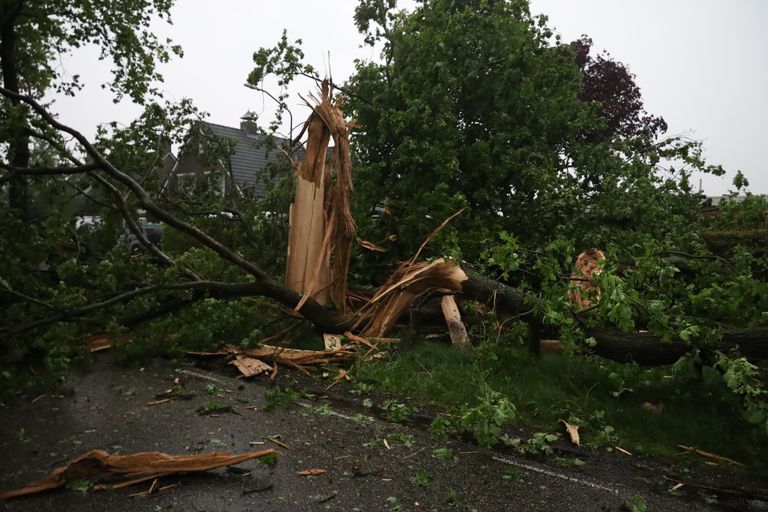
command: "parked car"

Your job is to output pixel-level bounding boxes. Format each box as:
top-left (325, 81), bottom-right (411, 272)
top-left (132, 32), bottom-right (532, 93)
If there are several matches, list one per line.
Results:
top-left (75, 215), bottom-right (164, 255)
top-left (116, 218), bottom-right (164, 252)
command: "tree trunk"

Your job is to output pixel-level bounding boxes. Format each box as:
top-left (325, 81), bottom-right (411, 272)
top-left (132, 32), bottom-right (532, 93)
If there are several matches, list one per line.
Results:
top-left (586, 327), bottom-right (768, 366)
top-left (1, 4), bottom-right (30, 219)
top-left (456, 264), bottom-right (768, 366)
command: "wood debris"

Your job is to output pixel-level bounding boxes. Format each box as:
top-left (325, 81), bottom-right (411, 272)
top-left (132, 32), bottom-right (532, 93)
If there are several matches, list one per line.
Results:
top-left (540, 339), bottom-right (562, 353)
top-left (358, 258), bottom-right (468, 337)
top-left (642, 401), bottom-right (664, 414)
top-left (559, 419), bottom-right (581, 447)
top-left (0, 449), bottom-right (277, 501)
top-left (441, 295), bottom-right (469, 347)
top-left (237, 343), bottom-right (353, 368)
top-left (192, 328), bottom-right (401, 379)
top-left (265, 437), bottom-right (291, 450)
top-left (325, 368), bottom-right (350, 390)
top-left (357, 237), bottom-right (388, 252)
top-left (88, 336), bottom-right (112, 352)
top-left (230, 354), bottom-right (274, 378)
top-left (676, 444), bottom-right (744, 467)
top-left (296, 468), bottom-right (327, 476)
top-left (85, 332), bottom-right (133, 352)
top-left (568, 248), bottom-right (606, 309)
top-left (323, 333), bottom-right (343, 351)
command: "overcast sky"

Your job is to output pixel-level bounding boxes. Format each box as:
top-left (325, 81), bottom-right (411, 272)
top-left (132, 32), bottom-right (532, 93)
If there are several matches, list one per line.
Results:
top-left (53, 0), bottom-right (767, 195)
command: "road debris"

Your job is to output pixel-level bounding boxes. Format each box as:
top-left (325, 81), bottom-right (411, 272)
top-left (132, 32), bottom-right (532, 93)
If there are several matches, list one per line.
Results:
top-left (0, 449), bottom-right (278, 501)
top-left (676, 444), bottom-right (745, 467)
top-left (230, 354), bottom-right (274, 378)
top-left (265, 436), bottom-right (291, 450)
top-left (296, 469), bottom-right (327, 476)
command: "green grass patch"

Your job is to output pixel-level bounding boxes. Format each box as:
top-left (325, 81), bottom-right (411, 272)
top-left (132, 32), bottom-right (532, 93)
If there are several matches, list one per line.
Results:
top-left (353, 341), bottom-right (768, 471)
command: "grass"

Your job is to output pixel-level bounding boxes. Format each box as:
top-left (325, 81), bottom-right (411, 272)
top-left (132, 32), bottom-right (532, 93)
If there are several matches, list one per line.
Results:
top-left (352, 341), bottom-right (768, 471)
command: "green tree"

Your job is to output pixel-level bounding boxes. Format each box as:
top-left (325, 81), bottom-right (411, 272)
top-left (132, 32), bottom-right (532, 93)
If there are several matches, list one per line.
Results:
top-left (345, 0), bottom-right (721, 265)
top-left (0, 0), bottom-right (181, 217)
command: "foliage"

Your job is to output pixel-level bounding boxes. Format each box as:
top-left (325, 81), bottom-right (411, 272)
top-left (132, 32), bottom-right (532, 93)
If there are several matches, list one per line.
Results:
top-left (408, 468), bottom-right (433, 487)
top-left (1, 0), bottom-right (180, 102)
top-left (356, 342), bottom-right (768, 469)
top-left (194, 399), bottom-right (228, 415)
top-left (623, 496), bottom-right (647, 512)
top-left (248, 30), bottom-right (316, 134)
top-left (427, 380), bottom-right (516, 449)
top-left (343, 0), bottom-right (721, 264)
top-left (715, 353), bottom-right (768, 433)
top-left (457, 384), bottom-right (517, 449)
top-left (1, 0), bottom-right (183, 216)
top-left (387, 432), bottom-right (415, 447)
top-left (432, 447), bottom-right (454, 460)
top-left (380, 398), bottom-right (418, 422)
top-left (570, 35), bottom-right (667, 142)
top-left (502, 431), bottom-right (559, 456)
top-left (263, 387), bottom-right (302, 412)
top-left (704, 192), bottom-right (768, 257)
top-left (65, 479), bottom-right (95, 495)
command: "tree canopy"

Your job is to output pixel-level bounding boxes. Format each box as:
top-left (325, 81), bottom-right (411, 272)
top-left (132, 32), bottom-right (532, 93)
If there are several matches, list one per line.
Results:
top-left (344, 0), bottom-right (722, 263)
top-left (1, 0), bottom-right (181, 215)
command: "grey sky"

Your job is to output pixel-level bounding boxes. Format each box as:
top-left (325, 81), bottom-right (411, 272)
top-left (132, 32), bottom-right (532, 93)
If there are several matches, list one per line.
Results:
top-left (53, 0), bottom-right (767, 195)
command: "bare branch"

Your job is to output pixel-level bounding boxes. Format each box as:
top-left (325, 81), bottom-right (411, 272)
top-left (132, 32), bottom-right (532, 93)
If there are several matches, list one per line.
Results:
top-left (0, 162), bottom-right (101, 185)
top-left (0, 286), bottom-right (59, 312)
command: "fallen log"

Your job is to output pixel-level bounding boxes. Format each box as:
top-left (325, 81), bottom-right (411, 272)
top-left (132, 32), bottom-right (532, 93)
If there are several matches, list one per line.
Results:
top-left (455, 264), bottom-right (768, 365)
top-left (350, 258), bottom-right (767, 365)
top-left (586, 326), bottom-right (768, 366)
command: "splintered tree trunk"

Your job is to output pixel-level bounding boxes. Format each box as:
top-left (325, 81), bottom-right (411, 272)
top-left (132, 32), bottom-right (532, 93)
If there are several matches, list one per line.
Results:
top-left (285, 103), bottom-right (332, 305)
top-left (285, 80), bottom-right (356, 311)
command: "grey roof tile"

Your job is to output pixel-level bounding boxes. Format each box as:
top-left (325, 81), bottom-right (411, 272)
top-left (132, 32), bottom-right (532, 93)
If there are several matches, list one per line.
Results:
top-left (201, 122), bottom-right (299, 198)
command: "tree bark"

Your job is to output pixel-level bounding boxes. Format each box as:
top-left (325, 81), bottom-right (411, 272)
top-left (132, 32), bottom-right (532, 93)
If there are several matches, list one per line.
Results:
top-left (586, 327), bottom-right (768, 366)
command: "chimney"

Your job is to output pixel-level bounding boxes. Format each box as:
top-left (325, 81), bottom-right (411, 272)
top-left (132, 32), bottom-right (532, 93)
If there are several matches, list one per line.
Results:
top-left (240, 112), bottom-right (261, 136)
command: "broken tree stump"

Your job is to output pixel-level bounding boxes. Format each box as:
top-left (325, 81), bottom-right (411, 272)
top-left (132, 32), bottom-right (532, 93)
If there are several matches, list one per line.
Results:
top-left (441, 295), bottom-right (469, 347)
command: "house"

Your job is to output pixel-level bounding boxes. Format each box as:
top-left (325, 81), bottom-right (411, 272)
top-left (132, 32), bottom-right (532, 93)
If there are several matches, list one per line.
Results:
top-left (165, 118), bottom-right (299, 199)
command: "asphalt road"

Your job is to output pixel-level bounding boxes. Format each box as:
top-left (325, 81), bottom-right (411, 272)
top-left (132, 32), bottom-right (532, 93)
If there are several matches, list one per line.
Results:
top-left (1, 355), bottom-right (766, 511)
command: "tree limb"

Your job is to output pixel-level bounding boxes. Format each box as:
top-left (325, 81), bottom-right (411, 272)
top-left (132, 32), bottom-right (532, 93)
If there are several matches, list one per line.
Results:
top-left (0, 162), bottom-right (102, 184)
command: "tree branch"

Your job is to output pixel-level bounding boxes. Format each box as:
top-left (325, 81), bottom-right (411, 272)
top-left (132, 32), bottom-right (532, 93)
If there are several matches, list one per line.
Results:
top-left (0, 162), bottom-right (101, 185)
top-left (0, 85), bottom-right (351, 332)
top-left (0, 85), bottom-right (271, 279)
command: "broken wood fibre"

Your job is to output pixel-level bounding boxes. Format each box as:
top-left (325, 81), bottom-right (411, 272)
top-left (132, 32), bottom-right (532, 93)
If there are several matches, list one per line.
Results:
top-left (0, 449), bottom-right (277, 501)
top-left (286, 80), bottom-right (356, 312)
top-left (359, 258), bottom-right (468, 337)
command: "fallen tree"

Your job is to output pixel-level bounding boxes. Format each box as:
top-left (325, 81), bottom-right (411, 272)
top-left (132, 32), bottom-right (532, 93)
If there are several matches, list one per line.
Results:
top-left (0, 86), bottom-right (768, 365)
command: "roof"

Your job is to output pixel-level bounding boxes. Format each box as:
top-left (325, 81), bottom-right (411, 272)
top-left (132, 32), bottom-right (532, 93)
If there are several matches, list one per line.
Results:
top-left (200, 121), bottom-right (297, 198)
